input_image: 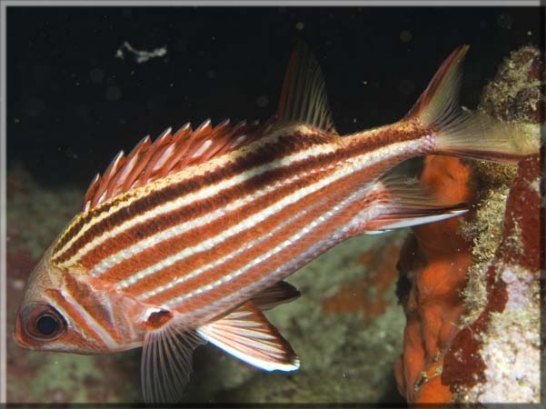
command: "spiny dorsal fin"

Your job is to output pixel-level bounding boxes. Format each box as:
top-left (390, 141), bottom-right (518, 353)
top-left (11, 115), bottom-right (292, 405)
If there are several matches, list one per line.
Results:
top-left (82, 119), bottom-right (263, 211)
top-left (277, 41), bottom-right (337, 133)
top-left (83, 43), bottom-right (336, 212)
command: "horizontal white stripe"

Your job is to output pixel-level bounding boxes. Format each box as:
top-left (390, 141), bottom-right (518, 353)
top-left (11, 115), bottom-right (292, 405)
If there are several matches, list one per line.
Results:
top-left (121, 137), bottom-right (426, 293)
top-left (53, 126), bottom-right (324, 263)
top-left (163, 137), bottom-right (428, 312)
top-left (189, 175), bottom-right (383, 319)
top-left (60, 136), bottom-right (339, 272)
top-left (137, 194), bottom-right (308, 300)
top-left (95, 166), bottom-right (317, 279)
top-left (123, 163), bottom-right (335, 291)
top-left (145, 188), bottom-right (329, 303)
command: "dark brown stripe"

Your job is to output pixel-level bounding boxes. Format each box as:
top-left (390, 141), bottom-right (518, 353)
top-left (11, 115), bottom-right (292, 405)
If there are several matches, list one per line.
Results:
top-left (149, 164), bottom-right (385, 324)
top-left (54, 122), bottom-right (426, 266)
top-left (141, 175), bottom-right (339, 309)
top-left (100, 161), bottom-right (338, 288)
top-left (52, 130), bottom-right (334, 262)
top-left (78, 148), bottom-right (341, 275)
top-left (144, 158), bottom-right (390, 307)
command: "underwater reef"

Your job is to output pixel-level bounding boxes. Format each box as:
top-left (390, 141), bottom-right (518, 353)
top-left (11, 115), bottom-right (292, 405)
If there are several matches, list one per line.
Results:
top-left (395, 46), bottom-right (544, 405)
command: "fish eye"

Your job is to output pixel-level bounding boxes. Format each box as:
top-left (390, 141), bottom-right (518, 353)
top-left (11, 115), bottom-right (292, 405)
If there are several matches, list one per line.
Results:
top-left (22, 304), bottom-right (66, 341)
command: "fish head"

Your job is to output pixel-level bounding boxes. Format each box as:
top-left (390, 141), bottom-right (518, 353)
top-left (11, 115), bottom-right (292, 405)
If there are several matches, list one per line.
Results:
top-left (14, 247), bottom-right (73, 351)
top-left (13, 246), bottom-right (142, 354)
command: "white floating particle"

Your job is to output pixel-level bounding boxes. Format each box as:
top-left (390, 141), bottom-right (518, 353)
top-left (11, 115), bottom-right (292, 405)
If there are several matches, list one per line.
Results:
top-left (116, 41), bottom-right (168, 64)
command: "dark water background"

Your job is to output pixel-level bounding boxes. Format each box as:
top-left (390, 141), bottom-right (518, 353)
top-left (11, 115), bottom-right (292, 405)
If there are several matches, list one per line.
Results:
top-left (7, 6), bottom-right (543, 190)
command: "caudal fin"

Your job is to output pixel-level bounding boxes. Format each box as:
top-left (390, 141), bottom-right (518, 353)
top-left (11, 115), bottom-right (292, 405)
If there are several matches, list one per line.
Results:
top-left (406, 45), bottom-right (540, 163)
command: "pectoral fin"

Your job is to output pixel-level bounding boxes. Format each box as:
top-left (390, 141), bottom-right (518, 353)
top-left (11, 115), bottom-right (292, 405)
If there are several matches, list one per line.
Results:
top-left (197, 301), bottom-right (300, 372)
top-left (141, 317), bottom-right (204, 404)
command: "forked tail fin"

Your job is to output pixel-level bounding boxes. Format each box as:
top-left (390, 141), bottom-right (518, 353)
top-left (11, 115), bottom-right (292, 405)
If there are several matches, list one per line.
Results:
top-left (406, 45), bottom-right (540, 163)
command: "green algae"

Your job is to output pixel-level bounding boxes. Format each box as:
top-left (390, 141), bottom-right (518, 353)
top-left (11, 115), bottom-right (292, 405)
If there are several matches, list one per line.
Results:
top-left (9, 352), bottom-right (100, 403)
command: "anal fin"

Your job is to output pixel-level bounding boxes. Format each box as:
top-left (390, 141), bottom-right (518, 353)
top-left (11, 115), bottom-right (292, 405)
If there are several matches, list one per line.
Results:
top-left (197, 301), bottom-right (300, 372)
top-left (363, 175), bottom-right (468, 234)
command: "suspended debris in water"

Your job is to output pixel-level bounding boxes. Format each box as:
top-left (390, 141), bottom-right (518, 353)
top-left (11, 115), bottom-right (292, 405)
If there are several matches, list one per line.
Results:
top-left (115, 41), bottom-right (167, 64)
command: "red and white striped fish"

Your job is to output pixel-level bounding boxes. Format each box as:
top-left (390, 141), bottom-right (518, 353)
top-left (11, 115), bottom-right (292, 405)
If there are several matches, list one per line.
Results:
top-left (13, 43), bottom-right (536, 403)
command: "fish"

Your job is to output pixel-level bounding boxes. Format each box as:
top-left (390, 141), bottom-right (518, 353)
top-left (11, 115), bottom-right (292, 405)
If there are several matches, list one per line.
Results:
top-left (13, 42), bottom-right (537, 404)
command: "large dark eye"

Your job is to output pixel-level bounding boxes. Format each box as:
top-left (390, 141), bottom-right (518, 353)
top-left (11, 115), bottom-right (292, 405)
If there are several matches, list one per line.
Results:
top-left (22, 304), bottom-right (66, 341)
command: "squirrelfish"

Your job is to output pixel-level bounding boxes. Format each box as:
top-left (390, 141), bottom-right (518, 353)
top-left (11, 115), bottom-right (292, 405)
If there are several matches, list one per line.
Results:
top-left (13, 43), bottom-right (535, 403)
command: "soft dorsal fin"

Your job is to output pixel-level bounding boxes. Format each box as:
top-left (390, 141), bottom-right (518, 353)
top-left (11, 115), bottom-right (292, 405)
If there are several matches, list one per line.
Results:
top-left (277, 41), bottom-right (337, 133)
top-left (82, 119), bottom-right (263, 211)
